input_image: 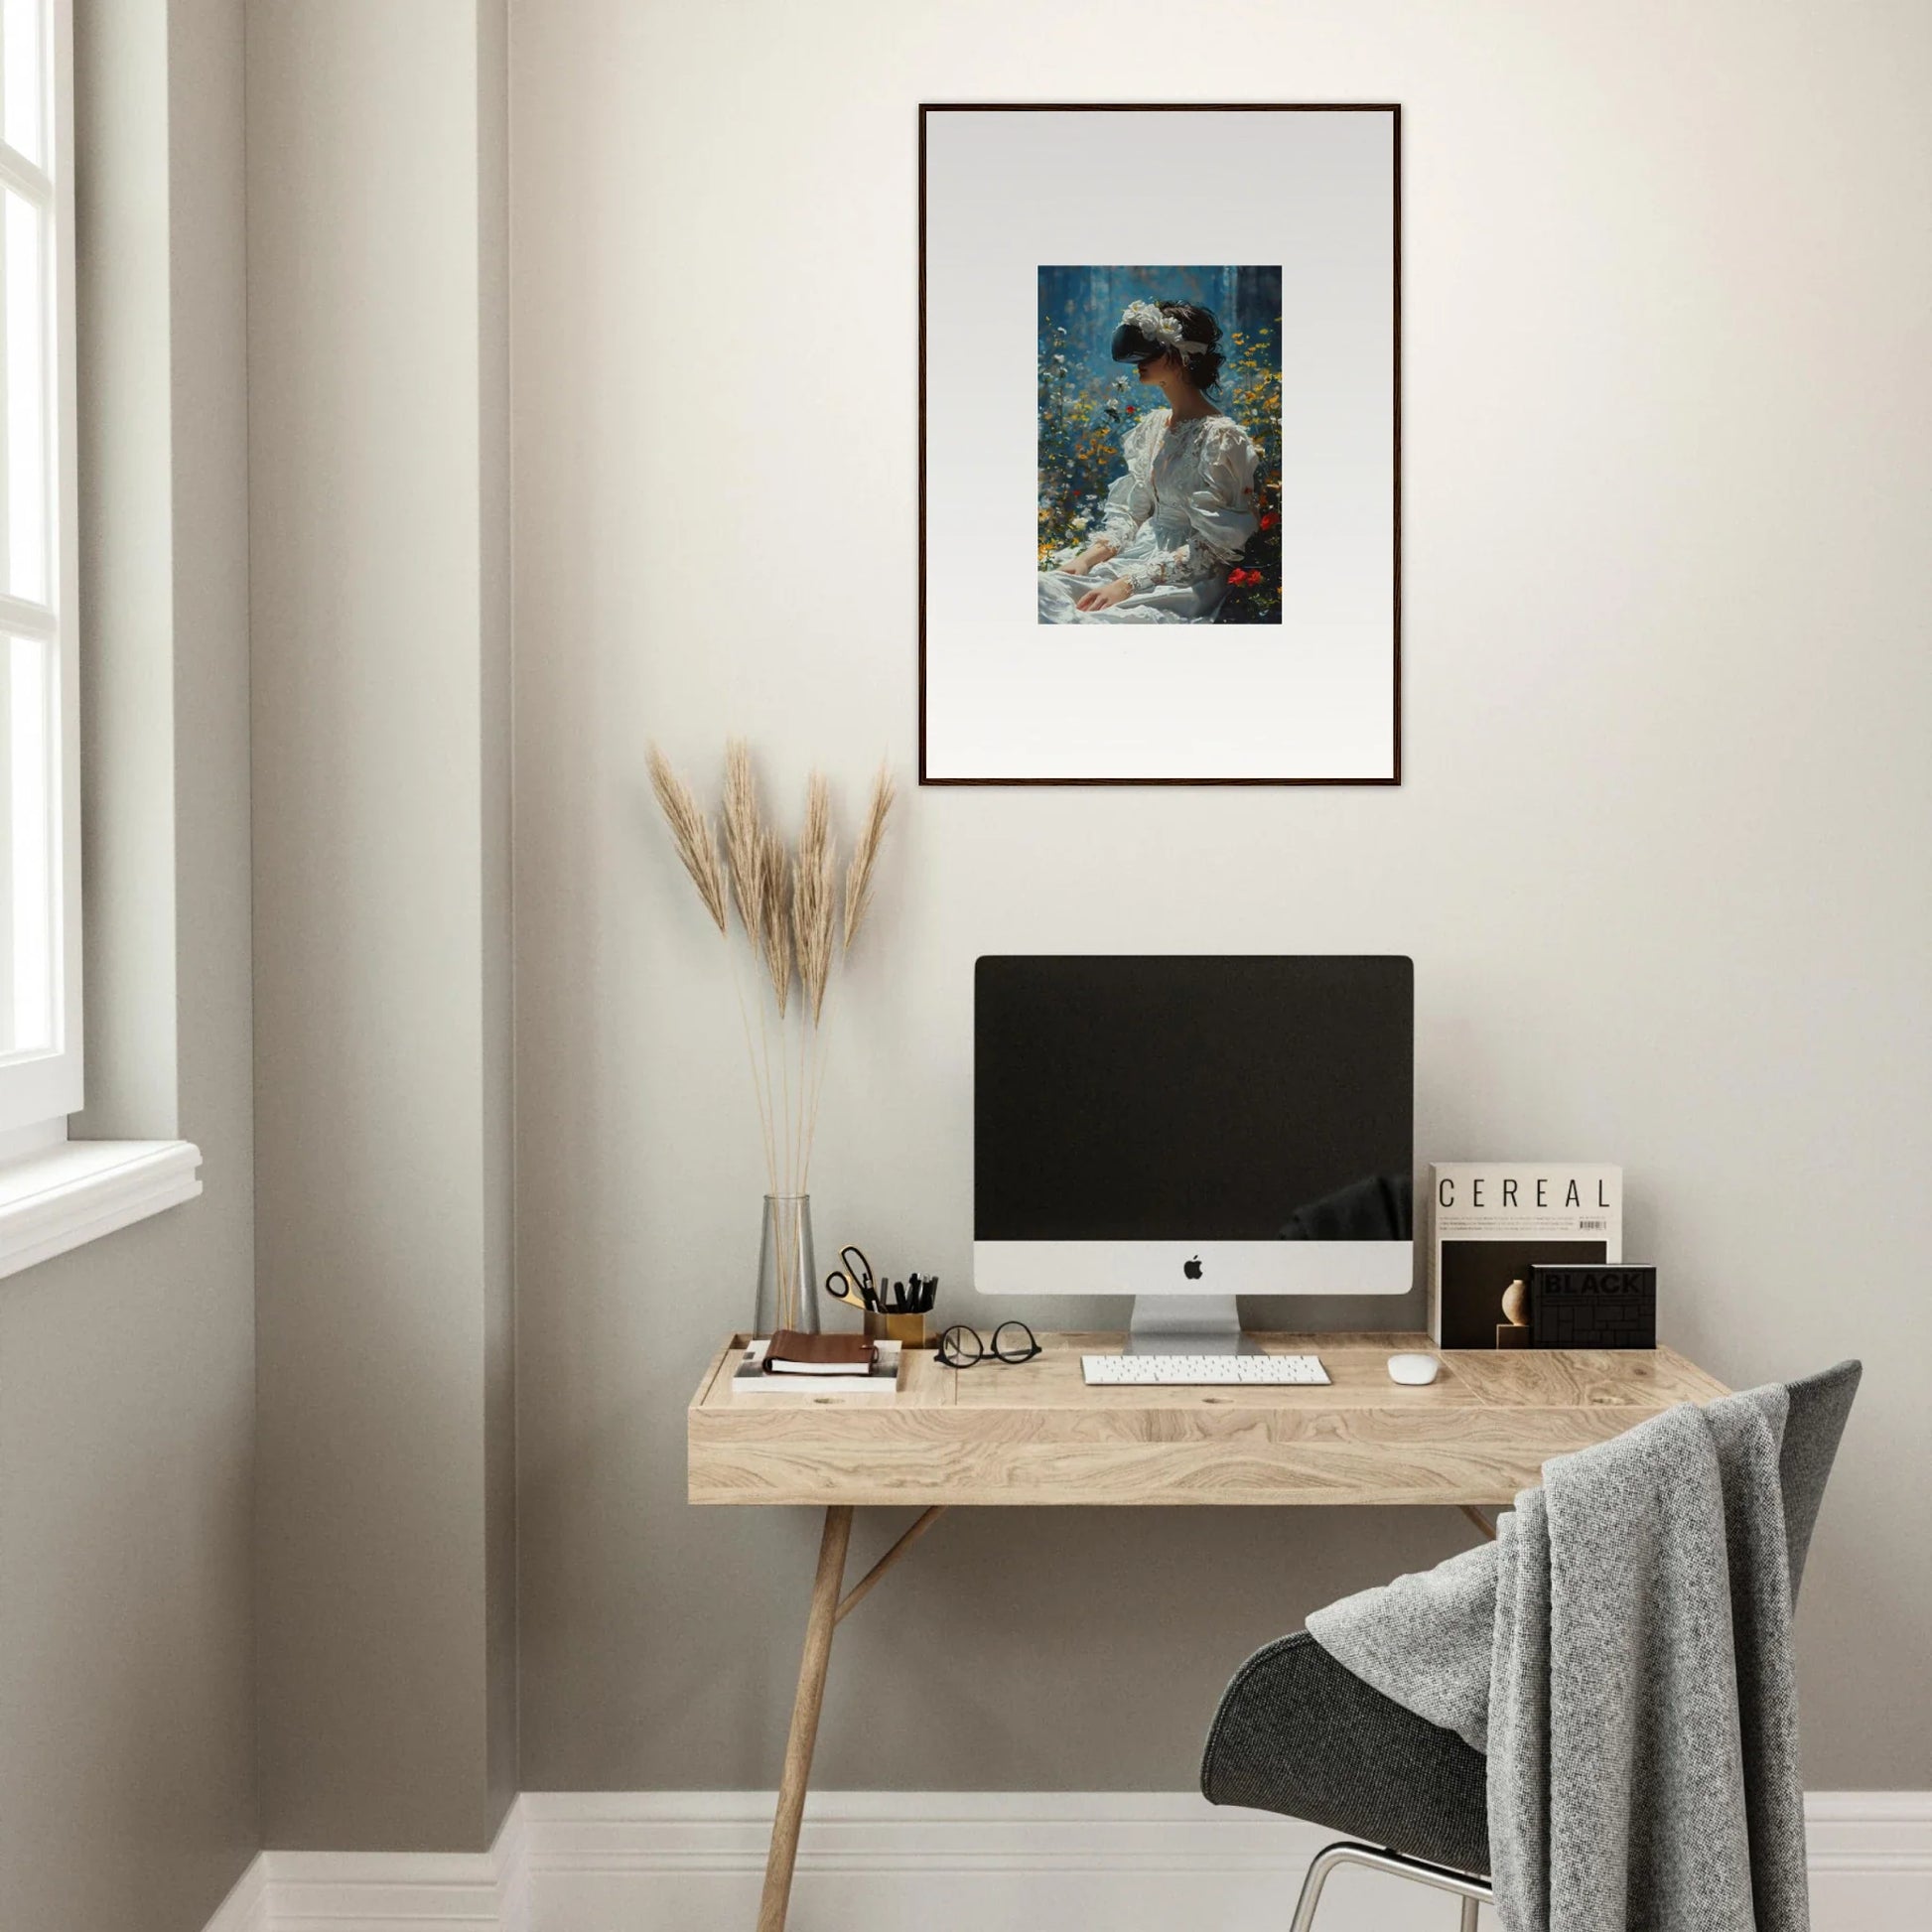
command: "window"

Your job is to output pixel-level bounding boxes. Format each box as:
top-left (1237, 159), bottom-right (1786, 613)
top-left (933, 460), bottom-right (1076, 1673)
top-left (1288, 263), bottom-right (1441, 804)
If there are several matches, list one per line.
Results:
top-left (0, 0), bottom-right (75, 1142)
top-left (0, 0), bottom-right (200, 1277)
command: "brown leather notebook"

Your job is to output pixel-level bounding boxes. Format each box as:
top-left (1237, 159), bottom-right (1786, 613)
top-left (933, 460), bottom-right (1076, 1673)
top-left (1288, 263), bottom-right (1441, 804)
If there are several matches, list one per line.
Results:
top-left (764, 1330), bottom-right (877, 1375)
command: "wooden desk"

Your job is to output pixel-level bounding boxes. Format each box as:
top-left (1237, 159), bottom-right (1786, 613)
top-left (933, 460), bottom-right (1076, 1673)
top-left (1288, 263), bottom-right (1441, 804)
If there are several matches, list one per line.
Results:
top-left (688, 1331), bottom-right (1727, 1931)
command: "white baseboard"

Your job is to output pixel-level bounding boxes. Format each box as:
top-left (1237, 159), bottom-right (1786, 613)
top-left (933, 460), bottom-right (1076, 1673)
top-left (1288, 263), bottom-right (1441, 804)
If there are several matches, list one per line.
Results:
top-left (1804, 1792), bottom-right (1932, 1932)
top-left (198, 1805), bottom-right (527, 1932)
top-left (203, 1790), bottom-right (1932, 1932)
top-left (202, 1855), bottom-right (268, 1932)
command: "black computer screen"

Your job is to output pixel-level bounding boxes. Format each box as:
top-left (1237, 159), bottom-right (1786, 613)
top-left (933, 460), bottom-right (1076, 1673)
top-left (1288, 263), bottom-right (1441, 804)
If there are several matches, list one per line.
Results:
top-left (974, 956), bottom-right (1414, 1241)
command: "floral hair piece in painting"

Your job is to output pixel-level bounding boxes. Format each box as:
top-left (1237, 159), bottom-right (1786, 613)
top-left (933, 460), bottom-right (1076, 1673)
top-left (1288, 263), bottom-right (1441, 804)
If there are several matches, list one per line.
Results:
top-left (1110, 299), bottom-right (1209, 363)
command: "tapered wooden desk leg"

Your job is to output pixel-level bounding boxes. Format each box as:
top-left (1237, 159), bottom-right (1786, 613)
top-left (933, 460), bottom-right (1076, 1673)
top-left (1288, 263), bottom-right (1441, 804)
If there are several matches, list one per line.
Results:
top-left (758, 1505), bottom-right (853, 1932)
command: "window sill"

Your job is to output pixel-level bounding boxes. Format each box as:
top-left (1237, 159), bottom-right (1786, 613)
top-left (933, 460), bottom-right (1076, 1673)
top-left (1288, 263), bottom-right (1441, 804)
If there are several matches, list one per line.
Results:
top-left (0, 1139), bottom-right (203, 1282)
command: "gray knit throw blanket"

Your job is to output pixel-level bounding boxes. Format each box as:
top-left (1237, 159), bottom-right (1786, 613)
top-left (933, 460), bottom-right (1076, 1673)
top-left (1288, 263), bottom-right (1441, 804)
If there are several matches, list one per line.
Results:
top-left (1307, 1387), bottom-right (1809, 1932)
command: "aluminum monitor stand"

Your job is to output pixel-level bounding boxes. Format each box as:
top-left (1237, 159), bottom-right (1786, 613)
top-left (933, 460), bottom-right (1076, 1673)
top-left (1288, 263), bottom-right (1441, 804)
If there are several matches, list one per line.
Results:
top-left (1124, 1293), bottom-right (1257, 1356)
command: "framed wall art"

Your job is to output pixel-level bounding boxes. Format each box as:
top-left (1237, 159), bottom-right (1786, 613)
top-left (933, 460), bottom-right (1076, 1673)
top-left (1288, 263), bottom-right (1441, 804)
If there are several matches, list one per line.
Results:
top-left (918, 104), bottom-right (1400, 785)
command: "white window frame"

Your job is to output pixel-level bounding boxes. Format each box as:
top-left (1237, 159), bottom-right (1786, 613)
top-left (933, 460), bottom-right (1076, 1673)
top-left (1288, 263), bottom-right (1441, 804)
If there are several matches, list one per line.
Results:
top-left (0, 0), bottom-right (201, 1278)
top-left (0, 0), bottom-right (79, 1142)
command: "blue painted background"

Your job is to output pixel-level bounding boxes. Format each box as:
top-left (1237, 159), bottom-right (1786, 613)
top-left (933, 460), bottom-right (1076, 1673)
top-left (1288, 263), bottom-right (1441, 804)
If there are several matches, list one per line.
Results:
top-left (1037, 264), bottom-right (1282, 397)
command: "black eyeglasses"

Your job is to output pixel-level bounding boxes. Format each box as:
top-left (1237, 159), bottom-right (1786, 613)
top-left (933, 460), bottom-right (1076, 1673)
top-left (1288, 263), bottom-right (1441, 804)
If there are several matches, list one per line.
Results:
top-left (936, 1320), bottom-right (1040, 1368)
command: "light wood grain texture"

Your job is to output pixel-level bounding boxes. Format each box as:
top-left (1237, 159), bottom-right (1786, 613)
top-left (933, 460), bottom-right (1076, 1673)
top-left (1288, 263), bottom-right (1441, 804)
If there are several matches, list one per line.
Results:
top-left (690, 1332), bottom-right (1729, 1508)
top-left (757, 1505), bottom-right (851, 1932)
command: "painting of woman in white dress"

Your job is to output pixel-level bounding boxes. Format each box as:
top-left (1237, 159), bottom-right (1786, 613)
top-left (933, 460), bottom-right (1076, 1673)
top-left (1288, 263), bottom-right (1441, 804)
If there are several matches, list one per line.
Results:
top-left (1037, 267), bottom-right (1282, 626)
top-left (923, 109), bottom-right (1400, 781)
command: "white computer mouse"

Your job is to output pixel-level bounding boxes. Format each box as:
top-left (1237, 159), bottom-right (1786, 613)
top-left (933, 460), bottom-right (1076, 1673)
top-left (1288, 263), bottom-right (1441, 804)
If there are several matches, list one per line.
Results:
top-left (1387, 1352), bottom-right (1442, 1386)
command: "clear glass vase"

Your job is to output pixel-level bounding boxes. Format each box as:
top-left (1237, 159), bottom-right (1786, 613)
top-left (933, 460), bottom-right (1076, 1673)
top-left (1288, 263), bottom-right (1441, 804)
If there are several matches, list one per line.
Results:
top-left (754, 1193), bottom-right (818, 1338)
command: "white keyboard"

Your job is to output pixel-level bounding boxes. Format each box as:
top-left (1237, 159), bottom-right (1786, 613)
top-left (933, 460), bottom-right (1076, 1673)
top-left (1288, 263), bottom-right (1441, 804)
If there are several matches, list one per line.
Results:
top-left (1081, 1352), bottom-right (1329, 1387)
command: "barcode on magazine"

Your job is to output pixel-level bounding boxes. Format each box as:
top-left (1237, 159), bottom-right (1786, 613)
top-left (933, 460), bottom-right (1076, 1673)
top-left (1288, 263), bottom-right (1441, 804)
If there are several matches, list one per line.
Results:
top-left (1579, 1218), bottom-right (1608, 1230)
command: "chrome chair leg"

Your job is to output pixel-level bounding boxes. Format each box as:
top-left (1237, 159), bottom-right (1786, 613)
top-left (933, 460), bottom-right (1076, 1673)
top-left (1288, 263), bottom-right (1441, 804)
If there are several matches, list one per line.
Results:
top-left (1288, 1841), bottom-right (1493, 1932)
top-left (1286, 1844), bottom-right (1349, 1932)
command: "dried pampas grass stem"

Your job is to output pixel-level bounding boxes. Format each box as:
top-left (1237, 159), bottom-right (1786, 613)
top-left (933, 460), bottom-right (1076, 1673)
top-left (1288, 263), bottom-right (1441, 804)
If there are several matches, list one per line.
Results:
top-left (646, 747), bottom-right (727, 935)
top-left (722, 739), bottom-right (764, 945)
top-left (843, 762), bottom-right (896, 951)
top-left (804, 764), bottom-right (894, 1186)
top-left (793, 773), bottom-right (836, 1026)
top-left (759, 827), bottom-right (792, 1020)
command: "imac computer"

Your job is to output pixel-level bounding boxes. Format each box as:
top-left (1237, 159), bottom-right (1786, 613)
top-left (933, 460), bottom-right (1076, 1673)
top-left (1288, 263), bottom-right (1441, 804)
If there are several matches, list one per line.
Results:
top-left (974, 955), bottom-right (1414, 1353)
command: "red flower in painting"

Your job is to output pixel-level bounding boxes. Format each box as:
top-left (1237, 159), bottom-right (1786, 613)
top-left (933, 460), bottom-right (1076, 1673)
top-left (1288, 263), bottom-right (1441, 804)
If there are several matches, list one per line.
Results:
top-left (1259, 513), bottom-right (1276, 531)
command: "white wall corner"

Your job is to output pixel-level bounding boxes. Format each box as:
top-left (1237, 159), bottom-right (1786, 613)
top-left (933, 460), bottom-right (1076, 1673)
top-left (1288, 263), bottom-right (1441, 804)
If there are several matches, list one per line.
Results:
top-left (494, 1796), bottom-right (533, 1932)
top-left (201, 1855), bottom-right (268, 1932)
top-left (207, 1790), bottom-right (1932, 1932)
top-left (235, 1800), bottom-right (526, 1932)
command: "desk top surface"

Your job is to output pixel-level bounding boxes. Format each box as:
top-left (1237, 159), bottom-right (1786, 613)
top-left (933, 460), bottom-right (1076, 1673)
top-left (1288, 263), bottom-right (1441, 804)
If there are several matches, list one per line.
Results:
top-left (688, 1331), bottom-right (1728, 1508)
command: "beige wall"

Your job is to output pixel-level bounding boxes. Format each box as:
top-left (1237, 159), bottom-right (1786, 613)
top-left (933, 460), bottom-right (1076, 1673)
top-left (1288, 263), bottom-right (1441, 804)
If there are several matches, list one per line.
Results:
top-left (510, 0), bottom-right (1932, 1794)
top-left (0, 4), bottom-right (258, 1930)
top-left (249, 0), bottom-right (516, 1854)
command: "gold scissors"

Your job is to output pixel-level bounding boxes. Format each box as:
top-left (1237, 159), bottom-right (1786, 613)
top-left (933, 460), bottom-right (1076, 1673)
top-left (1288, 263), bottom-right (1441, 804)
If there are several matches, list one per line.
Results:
top-left (823, 1244), bottom-right (878, 1312)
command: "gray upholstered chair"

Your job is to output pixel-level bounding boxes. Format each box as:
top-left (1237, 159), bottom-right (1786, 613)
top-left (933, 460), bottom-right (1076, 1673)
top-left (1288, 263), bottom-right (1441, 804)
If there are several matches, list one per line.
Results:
top-left (1199, 1361), bottom-right (1861, 1930)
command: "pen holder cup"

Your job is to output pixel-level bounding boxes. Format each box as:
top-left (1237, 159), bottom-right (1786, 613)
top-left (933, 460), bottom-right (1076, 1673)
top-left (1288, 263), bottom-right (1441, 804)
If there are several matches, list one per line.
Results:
top-left (867, 1310), bottom-right (927, 1349)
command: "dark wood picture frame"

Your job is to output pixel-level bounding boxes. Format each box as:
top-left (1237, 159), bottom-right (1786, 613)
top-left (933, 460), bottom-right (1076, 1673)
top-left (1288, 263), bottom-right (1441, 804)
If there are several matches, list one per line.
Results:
top-left (917, 102), bottom-right (1402, 787)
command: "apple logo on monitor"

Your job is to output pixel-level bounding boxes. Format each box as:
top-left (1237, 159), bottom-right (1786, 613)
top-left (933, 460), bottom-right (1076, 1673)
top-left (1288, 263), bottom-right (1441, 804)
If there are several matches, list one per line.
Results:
top-left (1183, 1255), bottom-right (1203, 1280)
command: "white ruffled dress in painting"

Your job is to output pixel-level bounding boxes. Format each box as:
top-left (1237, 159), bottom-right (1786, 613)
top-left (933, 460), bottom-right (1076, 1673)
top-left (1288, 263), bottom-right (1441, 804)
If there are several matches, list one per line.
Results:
top-left (1038, 408), bottom-right (1261, 624)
